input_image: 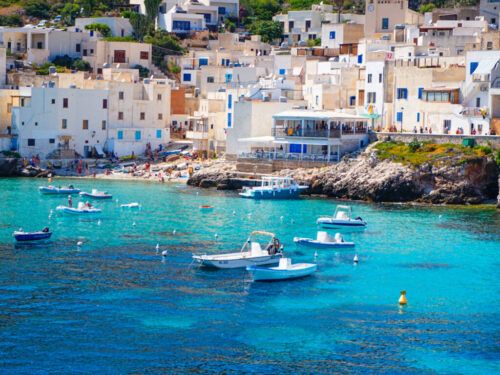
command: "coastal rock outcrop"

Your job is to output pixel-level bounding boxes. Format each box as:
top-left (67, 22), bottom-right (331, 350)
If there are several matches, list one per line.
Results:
top-left (0, 158), bottom-right (19, 177)
top-left (188, 151), bottom-right (499, 205)
top-left (18, 165), bottom-right (52, 178)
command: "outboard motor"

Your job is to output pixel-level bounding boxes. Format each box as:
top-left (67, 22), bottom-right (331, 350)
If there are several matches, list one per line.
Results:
top-left (42, 227), bottom-right (49, 233)
top-left (334, 233), bottom-right (343, 243)
top-left (355, 216), bottom-right (363, 221)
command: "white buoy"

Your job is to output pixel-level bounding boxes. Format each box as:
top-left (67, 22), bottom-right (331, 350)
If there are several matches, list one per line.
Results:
top-left (291, 219), bottom-right (295, 224)
top-left (232, 210), bottom-right (236, 215)
top-left (353, 254), bottom-right (359, 263)
top-left (97, 219), bottom-right (101, 226)
top-left (173, 229), bottom-right (176, 235)
top-left (115, 198), bottom-right (119, 203)
top-left (155, 243), bottom-right (159, 253)
top-left (280, 216), bottom-right (284, 222)
top-left (162, 250), bottom-right (168, 257)
top-left (214, 233), bottom-right (218, 240)
top-left (439, 215), bottom-right (442, 218)
top-left (77, 241), bottom-right (83, 247)
top-left (314, 251), bottom-right (318, 258)
top-left (196, 192), bottom-right (199, 195)
top-left (50, 210), bottom-right (53, 215)
top-left (132, 221), bottom-right (136, 226)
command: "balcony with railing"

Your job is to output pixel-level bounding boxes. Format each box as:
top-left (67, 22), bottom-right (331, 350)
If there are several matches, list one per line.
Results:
top-left (273, 118), bottom-right (368, 139)
top-left (460, 107), bottom-right (489, 117)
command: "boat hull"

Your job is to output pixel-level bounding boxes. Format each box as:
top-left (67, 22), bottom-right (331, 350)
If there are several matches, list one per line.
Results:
top-left (317, 218), bottom-right (366, 228)
top-left (247, 264), bottom-right (317, 281)
top-left (239, 187), bottom-right (307, 200)
top-left (293, 238), bottom-right (355, 248)
top-left (56, 206), bottom-right (102, 215)
top-left (79, 192), bottom-right (112, 199)
top-left (193, 254), bottom-right (281, 269)
top-left (39, 187), bottom-right (80, 195)
top-left (13, 232), bottom-right (52, 241)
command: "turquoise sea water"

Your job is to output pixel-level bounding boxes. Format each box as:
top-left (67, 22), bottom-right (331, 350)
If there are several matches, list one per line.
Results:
top-left (0, 178), bottom-right (499, 374)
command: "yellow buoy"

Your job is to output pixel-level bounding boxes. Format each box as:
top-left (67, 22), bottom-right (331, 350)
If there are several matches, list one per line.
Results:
top-left (399, 291), bottom-right (407, 305)
top-left (48, 177), bottom-right (52, 183)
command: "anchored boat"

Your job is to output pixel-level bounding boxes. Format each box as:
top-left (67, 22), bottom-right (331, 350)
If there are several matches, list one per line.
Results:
top-left (13, 227), bottom-right (52, 242)
top-left (247, 257), bottom-right (317, 281)
top-left (239, 176), bottom-right (308, 199)
top-left (317, 205), bottom-right (366, 228)
top-left (56, 202), bottom-right (102, 215)
top-left (79, 189), bottom-right (112, 199)
top-left (192, 231), bottom-right (282, 269)
top-left (294, 231), bottom-right (355, 248)
top-left (120, 202), bottom-right (140, 209)
top-left (39, 185), bottom-right (80, 195)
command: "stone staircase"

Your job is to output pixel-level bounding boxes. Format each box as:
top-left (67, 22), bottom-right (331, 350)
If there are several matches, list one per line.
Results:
top-left (236, 158), bottom-right (274, 174)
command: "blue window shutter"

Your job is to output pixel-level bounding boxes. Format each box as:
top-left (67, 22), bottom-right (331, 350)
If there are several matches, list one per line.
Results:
top-left (302, 144), bottom-right (307, 153)
top-left (418, 87), bottom-right (424, 99)
top-left (470, 62), bottom-right (478, 74)
top-left (117, 130), bottom-right (123, 140)
top-left (156, 129), bottom-right (162, 138)
top-left (357, 54), bottom-right (363, 64)
top-left (279, 68), bottom-right (285, 75)
top-left (228, 94), bottom-right (232, 109)
top-left (135, 130), bottom-right (141, 140)
top-left (417, 112), bottom-right (420, 122)
top-left (382, 18), bottom-right (389, 30)
top-left (329, 31), bottom-right (335, 39)
top-left (199, 58), bottom-right (208, 66)
top-left (290, 144), bottom-right (300, 153)
top-left (404, 88), bottom-right (407, 99)
top-left (397, 112), bottom-right (402, 122)
top-left (227, 112), bottom-right (231, 127)
top-left (183, 73), bottom-right (191, 81)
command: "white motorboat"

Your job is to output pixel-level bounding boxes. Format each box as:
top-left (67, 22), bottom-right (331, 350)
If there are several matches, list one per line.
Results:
top-left (39, 185), bottom-right (80, 195)
top-left (317, 205), bottom-right (366, 228)
top-left (239, 176), bottom-right (308, 199)
top-left (120, 202), bottom-right (140, 209)
top-left (192, 231), bottom-right (282, 269)
top-left (56, 202), bottom-right (102, 215)
top-left (79, 189), bottom-right (112, 199)
top-left (246, 257), bottom-right (317, 281)
top-left (293, 231), bottom-right (355, 248)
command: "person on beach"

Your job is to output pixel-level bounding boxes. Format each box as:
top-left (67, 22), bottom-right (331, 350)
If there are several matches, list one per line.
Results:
top-left (68, 195), bottom-right (72, 208)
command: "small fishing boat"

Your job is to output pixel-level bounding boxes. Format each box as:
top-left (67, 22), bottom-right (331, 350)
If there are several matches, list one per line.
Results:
top-left (13, 227), bottom-right (52, 242)
top-left (294, 231), bottom-right (355, 248)
top-left (39, 185), bottom-right (80, 195)
top-left (317, 205), bottom-right (366, 228)
top-left (56, 202), bottom-right (102, 215)
top-left (79, 189), bottom-right (112, 199)
top-left (246, 257), bottom-right (317, 281)
top-left (121, 202), bottom-right (140, 209)
top-left (193, 231), bottom-right (282, 269)
top-left (239, 176), bottom-right (308, 199)
top-left (199, 205), bottom-right (214, 210)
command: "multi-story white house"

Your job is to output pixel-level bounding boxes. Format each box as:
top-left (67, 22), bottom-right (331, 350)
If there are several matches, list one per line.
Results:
top-left (480, 0), bottom-right (500, 26)
top-left (74, 17), bottom-right (134, 38)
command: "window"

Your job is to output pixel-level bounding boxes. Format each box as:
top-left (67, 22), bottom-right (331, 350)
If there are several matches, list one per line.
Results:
top-left (487, 41), bottom-right (493, 50)
top-left (51, 99), bottom-right (55, 104)
top-left (157, 94), bottom-right (162, 101)
top-left (83, 120), bottom-right (88, 129)
top-left (34, 122), bottom-right (38, 126)
top-left (158, 113), bottom-right (163, 120)
top-left (350, 96), bottom-right (356, 106)
top-left (28, 139), bottom-right (35, 146)
top-left (379, 74), bottom-right (382, 83)
top-left (49, 138), bottom-right (55, 144)
top-left (140, 51), bottom-right (149, 60)
top-left (444, 119), bottom-right (451, 130)
top-left (62, 119), bottom-right (67, 129)
top-left (397, 88), bottom-right (408, 99)
top-left (367, 74), bottom-right (372, 83)
top-left (173, 20), bottom-right (191, 31)
top-left (204, 13), bottom-right (211, 23)
top-left (156, 130), bottom-right (162, 138)
top-left (183, 73), bottom-right (192, 82)
top-left (218, 6), bottom-right (226, 14)
top-left (279, 68), bottom-right (286, 75)
top-left (227, 112), bottom-right (232, 127)
top-left (117, 130), bottom-right (123, 139)
top-left (397, 112), bottom-right (402, 122)
top-left (367, 92), bottom-right (376, 103)
top-left (207, 76), bottom-right (214, 83)
top-left (118, 112), bottom-right (123, 120)
top-left (76, 43), bottom-right (81, 53)
top-left (119, 91), bottom-right (124, 100)
top-left (315, 95), bottom-right (319, 105)
top-left (470, 62), bottom-right (478, 74)
top-left (329, 31), bottom-right (336, 39)
top-left (63, 98), bottom-right (68, 108)
top-left (357, 54), bottom-right (363, 64)
top-left (305, 20), bottom-right (311, 31)
top-left (382, 18), bottom-right (389, 30)
top-left (418, 87), bottom-right (424, 99)
top-left (225, 74), bottom-right (232, 83)
top-left (103, 99), bottom-right (107, 109)
top-left (140, 112), bottom-right (145, 120)
top-left (199, 58), bottom-right (208, 66)
top-left (228, 94), bottom-right (232, 109)
top-left (476, 97), bottom-right (481, 107)
top-left (417, 112), bottom-right (420, 122)
top-left (289, 21), bottom-right (294, 30)
top-left (135, 130), bottom-right (141, 140)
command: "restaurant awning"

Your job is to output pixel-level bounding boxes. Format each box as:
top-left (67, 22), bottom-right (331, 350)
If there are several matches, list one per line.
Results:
top-left (473, 59), bottom-right (498, 75)
top-left (238, 136), bottom-right (275, 143)
top-left (273, 138), bottom-right (341, 146)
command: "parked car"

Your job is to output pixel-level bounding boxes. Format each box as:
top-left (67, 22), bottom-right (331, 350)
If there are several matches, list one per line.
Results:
top-left (53, 15), bottom-right (62, 23)
top-left (37, 20), bottom-right (48, 27)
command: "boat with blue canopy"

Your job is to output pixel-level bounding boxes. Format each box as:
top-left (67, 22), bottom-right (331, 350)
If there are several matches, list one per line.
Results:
top-left (239, 176), bottom-right (308, 199)
top-left (294, 231), bottom-right (355, 248)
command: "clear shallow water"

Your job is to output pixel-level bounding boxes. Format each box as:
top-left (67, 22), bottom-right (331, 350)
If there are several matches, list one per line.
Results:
top-left (0, 178), bottom-right (498, 374)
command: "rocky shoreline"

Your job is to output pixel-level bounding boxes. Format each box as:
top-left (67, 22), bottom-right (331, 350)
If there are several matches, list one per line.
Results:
top-left (188, 149), bottom-right (500, 206)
